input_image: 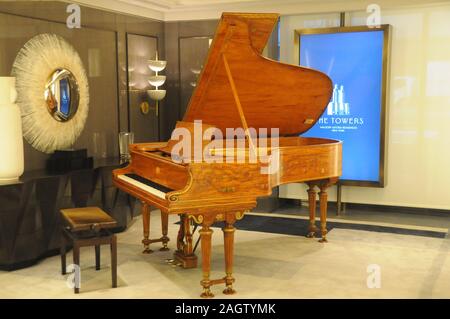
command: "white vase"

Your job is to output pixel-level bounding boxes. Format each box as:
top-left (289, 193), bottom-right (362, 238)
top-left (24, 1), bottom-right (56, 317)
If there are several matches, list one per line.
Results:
top-left (0, 77), bottom-right (24, 182)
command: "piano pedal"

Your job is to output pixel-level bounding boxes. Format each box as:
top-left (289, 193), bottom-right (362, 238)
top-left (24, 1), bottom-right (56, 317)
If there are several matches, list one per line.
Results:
top-left (306, 232), bottom-right (316, 239)
top-left (165, 259), bottom-right (183, 267)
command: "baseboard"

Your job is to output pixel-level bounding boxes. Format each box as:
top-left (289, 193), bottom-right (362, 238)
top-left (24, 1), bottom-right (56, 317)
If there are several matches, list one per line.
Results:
top-left (343, 203), bottom-right (450, 217)
top-left (275, 198), bottom-right (450, 217)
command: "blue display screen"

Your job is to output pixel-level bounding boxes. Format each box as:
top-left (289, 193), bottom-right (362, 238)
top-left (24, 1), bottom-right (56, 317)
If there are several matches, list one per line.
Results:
top-left (299, 30), bottom-right (384, 183)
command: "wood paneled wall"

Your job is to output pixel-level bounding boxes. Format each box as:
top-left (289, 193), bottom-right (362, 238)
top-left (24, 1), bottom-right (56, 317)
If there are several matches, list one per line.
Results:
top-left (0, 1), bottom-right (164, 170)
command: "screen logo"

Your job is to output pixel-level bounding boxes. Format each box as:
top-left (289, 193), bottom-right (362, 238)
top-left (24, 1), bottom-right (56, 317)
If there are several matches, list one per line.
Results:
top-left (327, 84), bottom-right (350, 116)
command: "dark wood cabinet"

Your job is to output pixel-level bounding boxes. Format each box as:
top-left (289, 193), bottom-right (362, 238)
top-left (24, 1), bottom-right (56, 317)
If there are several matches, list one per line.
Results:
top-left (0, 158), bottom-right (138, 270)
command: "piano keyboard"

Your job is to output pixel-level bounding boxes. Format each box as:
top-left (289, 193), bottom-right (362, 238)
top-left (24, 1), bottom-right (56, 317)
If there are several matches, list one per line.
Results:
top-left (117, 174), bottom-right (174, 200)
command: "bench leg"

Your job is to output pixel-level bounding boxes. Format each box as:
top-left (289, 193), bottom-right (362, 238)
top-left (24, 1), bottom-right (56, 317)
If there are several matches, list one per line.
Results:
top-left (61, 230), bottom-right (66, 275)
top-left (73, 243), bottom-right (80, 294)
top-left (111, 235), bottom-right (117, 288)
top-left (95, 245), bottom-right (101, 271)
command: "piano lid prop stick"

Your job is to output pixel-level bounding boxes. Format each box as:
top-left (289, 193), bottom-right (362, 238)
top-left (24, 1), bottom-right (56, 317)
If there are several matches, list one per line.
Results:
top-left (222, 54), bottom-right (258, 159)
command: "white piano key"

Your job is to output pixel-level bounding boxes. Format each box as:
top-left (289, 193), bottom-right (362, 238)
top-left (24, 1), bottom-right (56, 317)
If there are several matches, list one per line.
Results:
top-left (117, 175), bottom-right (167, 199)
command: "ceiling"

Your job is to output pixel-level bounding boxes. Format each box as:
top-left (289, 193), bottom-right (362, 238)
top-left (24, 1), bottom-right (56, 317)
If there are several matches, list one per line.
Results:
top-left (70, 0), bottom-right (448, 21)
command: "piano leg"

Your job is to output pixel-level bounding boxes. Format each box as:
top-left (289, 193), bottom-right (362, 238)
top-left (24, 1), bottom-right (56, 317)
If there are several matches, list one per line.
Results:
top-left (306, 183), bottom-right (318, 238)
top-left (141, 202), bottom-right (153, 254)
top-left (160, 212), bottom-right (170, 251)
top-left (223, 222), bottom-right (236, 295)
top-left (199, 222), bottom-right (214, 298)
top-left (195, 212), bottom-right (241, 298)
top-left (318, 183), bottom-right (329, 243)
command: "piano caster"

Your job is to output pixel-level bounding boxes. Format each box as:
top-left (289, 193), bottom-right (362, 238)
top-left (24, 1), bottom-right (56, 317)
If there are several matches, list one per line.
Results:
top-left (319, 228), bottom-right (328, 243)
top-left (306, 223), bottom-right (318, 238)
top-left (306, 232), bottom-right (316, 238)
top-left (223, 286), bottom-right (236, 295)
top-left (143, 246), bottom-right (153, 254)
top-left (159, 243), bottom-right (170, 252)
top-left (201, 288), bottom-right (214, 299)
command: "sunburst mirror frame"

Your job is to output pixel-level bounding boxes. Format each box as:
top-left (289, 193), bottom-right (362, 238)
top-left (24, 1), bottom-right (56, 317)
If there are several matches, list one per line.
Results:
top-left (11, 33), bottom-right (90, 154)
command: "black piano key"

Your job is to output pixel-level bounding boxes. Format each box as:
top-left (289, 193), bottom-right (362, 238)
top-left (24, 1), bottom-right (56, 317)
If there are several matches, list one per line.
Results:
top-left (124, 174), bottom-right (174, 194)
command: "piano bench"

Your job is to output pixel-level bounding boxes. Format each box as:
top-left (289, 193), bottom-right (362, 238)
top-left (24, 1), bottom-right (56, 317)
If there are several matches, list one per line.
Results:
top-left (59, 207), bottom-right (118, 294)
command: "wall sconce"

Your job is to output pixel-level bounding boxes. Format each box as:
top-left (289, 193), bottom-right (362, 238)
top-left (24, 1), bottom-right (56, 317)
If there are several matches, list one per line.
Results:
top-left (145, 51), bottom-right (166, 116)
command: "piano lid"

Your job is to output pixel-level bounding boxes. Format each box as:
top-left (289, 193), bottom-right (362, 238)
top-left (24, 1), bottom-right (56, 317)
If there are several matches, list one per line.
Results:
top-left (183, 13), bottom-right (333, 137)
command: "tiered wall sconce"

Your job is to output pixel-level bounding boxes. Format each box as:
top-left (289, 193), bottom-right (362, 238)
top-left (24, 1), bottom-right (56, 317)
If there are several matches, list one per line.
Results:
top-left (146, 52), bottom-right (166, 117)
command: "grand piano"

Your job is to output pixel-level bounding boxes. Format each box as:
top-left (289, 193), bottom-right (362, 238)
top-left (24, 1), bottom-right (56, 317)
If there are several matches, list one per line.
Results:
top-left (113, 12), bottom-right (342, 298)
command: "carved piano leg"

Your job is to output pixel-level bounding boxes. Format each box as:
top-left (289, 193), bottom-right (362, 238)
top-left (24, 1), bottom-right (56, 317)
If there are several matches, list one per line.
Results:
top-left (318, 183), bottom-right (329, 243)
top-left (223, 222), bottom-right (236, 295)
top-left (199, 222), bottom-right (214, 298)
top-left (160, 212), bottom-right (170, 251)
top-left (306, 183), bottom-right (318, 238)
top-left (141, 202), bottom-right (153, 254)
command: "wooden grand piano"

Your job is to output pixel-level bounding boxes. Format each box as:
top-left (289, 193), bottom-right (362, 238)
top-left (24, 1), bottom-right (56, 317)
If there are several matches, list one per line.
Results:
top-left (113, 13), bottom-right (342, 298)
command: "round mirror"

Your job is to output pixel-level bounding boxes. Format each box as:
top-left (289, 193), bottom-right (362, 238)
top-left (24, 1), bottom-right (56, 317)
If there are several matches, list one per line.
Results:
top-left (44, 68), bottom-right (80, 122)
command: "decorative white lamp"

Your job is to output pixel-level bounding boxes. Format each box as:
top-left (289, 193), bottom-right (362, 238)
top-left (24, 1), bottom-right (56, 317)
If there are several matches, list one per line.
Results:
top-left (0, 77), bottom-right (24, 183)
top-left (146, 52), bottom-right (167, 116)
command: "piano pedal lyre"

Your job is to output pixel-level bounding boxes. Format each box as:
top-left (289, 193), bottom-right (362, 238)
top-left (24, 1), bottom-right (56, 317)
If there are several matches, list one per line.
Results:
top-left (169, 215), bottom-right (199, 269)
top-left (141, 202), bottom-right (170, 253)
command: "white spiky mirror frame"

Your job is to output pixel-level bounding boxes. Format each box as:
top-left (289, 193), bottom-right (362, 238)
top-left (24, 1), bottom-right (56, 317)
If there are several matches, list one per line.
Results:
top-left (11, 34), bottom-right (89, 154)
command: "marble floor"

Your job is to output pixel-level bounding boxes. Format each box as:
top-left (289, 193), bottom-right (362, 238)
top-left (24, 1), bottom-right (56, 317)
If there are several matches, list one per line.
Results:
top-left (1, 212), bottom-right (450, 299)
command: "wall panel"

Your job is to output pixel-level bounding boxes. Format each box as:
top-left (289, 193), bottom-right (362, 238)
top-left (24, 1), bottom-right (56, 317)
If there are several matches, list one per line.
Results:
top-left (0, 2), bottom-right (164, 171)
